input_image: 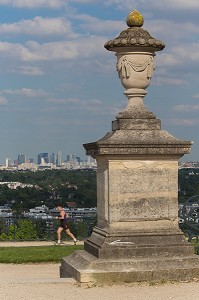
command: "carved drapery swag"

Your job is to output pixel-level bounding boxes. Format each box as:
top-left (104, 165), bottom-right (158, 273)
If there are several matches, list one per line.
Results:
top-left (117, 55), bottom-right (154, 79)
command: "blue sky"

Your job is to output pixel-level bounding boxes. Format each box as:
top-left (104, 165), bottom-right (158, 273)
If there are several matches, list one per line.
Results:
top-left (0, 0), bottom-right (199, 163)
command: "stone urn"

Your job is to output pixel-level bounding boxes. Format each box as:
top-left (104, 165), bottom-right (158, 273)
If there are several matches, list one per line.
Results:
top-left (105, 9), bottom-right (165, 118)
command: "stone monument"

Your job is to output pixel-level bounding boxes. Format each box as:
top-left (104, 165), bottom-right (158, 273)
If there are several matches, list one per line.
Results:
top-left (60, 10), bottom-right (199, 283)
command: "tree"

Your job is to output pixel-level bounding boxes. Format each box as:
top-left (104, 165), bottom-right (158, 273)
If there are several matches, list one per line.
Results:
top-left (0, 169), bottom-right (97, 211)
top-left (0, 219), bottom-right (38, 241)
top-left (16, 219), bottom-right (38, 240)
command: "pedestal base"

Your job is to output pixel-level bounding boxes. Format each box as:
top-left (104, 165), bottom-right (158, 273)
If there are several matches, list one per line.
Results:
top-left (60, 225), bottom-right (199, 283)
top-left (83, 225), bottom-right (194, 259)
top-left (76, 93), bottom-right (195, 284)
top-left (60, 250), bottom-right (199, 284)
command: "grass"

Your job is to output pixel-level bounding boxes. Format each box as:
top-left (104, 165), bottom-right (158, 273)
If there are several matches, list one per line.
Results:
top-left (191, 239), bottom-right (199, 255)
top-left (0, 245), bottom-right (83, 264)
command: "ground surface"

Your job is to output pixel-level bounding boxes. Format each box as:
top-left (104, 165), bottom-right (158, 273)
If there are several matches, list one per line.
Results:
top-left (0, 241), bottom-right (199, 300)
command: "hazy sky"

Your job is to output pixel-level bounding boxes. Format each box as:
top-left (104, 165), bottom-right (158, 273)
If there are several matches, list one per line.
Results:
top-left (0, 0), bottom-right (199, 163)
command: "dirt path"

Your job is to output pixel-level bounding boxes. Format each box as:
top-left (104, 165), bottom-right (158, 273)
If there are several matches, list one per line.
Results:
top-left (0, 241), bottom-right (83, 247)
top-left (0, 263), bottom-right (199, 300)
top-left (0, 242), bottom-right (199, 299)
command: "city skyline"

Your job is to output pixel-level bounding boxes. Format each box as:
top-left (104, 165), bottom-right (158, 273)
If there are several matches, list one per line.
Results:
top-left (1, 150), bottom-right (86, 166)
top-left (0, 2), bottom-right (199, 162)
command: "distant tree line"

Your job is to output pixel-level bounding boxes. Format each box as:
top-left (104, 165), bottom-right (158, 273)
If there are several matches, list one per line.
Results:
top-left (0, 217), bottom-right (97, 241)
top-left (178, 168), bottom-right (199, 203)
top-left (0, 169), bottom-right (97, 213)
top-left (1, 167), bottom-right (199, 214)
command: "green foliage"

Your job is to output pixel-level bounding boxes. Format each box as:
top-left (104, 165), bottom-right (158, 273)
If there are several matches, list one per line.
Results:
top-left (0, 217), bottom-right (4, 235)
top-left (191, 238), bottom-right (199, 255)
top-left (76, 221), bottom-right (89, 239)
top-left (178, 168), bottom-right (199, 203)
top-left (0, 233), bottom-right (9, 241)
top-left (0, 219), bottom-right (37, 241)
top-left (16, 220), bottom-right (38, 240)
top-left (34, 219), bottom-right (52, 240)
top-left (0, 218), bottom-right (95, 241)
top-left (0, 245), bottom-right (83, 263)
top-left (0, 169), bottom-right (97, 210)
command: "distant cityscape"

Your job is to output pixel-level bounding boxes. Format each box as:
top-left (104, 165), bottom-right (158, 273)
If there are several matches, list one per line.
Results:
top-left (178, 161), bottom-right (199, 169)
top-left (0, 154), bottom-right (198, 172)
top-left (0, 204), bottom-right (97, 222)
top-left (0, 151), bottom-right (96, 171)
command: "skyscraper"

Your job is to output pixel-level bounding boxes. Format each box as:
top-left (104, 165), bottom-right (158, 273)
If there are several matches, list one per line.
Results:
top-left (56, 151), bottom-right (62, 166)
top-left (18, 154), bottom-right (26, 165)
top-left (50, 153), bottom-right (56, 165)
top-left (38, 153), bottom-right (49, 165)
top-left (5, 158), bottom-right (12, 167)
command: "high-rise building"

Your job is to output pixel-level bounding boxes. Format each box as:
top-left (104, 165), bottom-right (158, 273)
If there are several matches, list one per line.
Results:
top-left (67, 154), bottom-right (75, 162)
top-left (38, 153), bottom-right (49, 165)
top-left (18, 154), bottom-right (26, 165)
top-left (50, 153), bottom-right (56, 165)
top-left (5, 158), bottom-right (12, 167)
top-left (56, 151), bottom-right (62, 166)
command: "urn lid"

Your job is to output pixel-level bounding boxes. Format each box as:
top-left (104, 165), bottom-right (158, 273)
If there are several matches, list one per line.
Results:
top-left (104, 10), bottom-right (165, 52)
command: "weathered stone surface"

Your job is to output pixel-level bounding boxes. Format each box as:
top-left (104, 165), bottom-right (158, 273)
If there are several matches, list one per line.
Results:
top-left (84, 129), bottom-right (192, 158)
top-left (84, 228), bottom-right (194, 259)
top-left (60, 250), bottom-right (199, 284)
top-left (60, 9), bottom-right (199, 284)
top-left (95, 159), bottom-right (178, 224)
top-left (60, 151), bottom-right (199, 283)
top-left (112, 118), bottom-right (161, 130)
top-left (104, 10), bottom-right (165, 52)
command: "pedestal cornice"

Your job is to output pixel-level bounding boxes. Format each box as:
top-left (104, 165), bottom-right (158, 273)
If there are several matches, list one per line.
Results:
top-left (84, 128), bottom-right (192, 159)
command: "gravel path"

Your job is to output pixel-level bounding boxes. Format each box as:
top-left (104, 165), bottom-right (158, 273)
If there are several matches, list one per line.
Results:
top-left (0, 264), bottom-right (199, 300)
top-left (0, 241), bottom-right (84, 247)
top-left (0, 242), bottom-right (199, 299)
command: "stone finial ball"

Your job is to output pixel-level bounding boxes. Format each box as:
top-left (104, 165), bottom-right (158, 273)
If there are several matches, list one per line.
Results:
top-left (126, 10), bottom-right (144, 27)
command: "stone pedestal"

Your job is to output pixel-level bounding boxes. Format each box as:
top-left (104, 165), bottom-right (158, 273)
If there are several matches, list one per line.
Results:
top-left (60, 10), bottom-right (199, 283)
top-left (60, 112), bottom-right (199, 283)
